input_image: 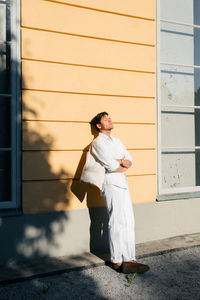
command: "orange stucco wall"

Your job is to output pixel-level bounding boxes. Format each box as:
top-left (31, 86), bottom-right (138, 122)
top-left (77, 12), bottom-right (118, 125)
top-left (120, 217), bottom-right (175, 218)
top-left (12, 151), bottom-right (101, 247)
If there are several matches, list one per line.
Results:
top-left (21, 0), bottom-right (156, 213)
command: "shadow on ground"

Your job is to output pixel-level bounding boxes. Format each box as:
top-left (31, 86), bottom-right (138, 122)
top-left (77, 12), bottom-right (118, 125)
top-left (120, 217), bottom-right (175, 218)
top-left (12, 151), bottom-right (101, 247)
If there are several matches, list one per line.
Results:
top-left (1, 247), bottom-right (200, 299)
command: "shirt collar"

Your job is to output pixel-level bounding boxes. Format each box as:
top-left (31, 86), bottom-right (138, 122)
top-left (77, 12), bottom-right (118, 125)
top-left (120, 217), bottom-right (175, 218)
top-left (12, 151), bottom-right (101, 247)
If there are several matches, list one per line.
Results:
top-left (99, 132), bottom-right (113, 141)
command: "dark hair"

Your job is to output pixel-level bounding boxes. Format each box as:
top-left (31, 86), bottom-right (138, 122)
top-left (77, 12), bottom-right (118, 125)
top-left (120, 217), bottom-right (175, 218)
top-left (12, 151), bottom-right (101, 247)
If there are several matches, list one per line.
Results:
top-left (90, 112), bottom-right (108, 131)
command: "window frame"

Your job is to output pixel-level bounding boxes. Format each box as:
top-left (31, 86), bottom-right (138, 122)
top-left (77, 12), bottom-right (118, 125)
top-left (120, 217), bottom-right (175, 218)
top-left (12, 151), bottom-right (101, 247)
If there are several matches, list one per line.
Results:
top-left (156, 0), bottom-right (200, 197)
top-left (0, 0), bottom-right (21, 212)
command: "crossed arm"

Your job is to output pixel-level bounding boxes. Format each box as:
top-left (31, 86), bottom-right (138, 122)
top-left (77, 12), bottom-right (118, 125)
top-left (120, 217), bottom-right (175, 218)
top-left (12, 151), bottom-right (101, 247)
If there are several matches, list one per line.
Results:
top-left (115, 158), bottom-right (132, 173)
top-left (92, 139), bottom-right (133, 173)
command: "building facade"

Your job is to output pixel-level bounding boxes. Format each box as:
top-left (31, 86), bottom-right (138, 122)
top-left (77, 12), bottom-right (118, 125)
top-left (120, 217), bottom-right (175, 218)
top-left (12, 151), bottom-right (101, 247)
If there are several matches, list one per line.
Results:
top-left (0, 0), bottom-right (200, 263)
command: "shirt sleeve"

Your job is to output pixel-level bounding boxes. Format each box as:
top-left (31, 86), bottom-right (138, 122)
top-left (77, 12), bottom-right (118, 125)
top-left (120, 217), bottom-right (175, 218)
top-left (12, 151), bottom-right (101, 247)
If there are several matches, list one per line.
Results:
top-left (92, 139), bottom-right (120, 172)
top-left (118, 139), bottom-right (133, 168)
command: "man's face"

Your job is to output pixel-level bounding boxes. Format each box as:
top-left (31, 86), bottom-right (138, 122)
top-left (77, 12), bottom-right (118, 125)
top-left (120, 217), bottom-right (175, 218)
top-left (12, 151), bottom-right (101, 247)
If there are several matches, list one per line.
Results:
top-left (97, 114), bottom-right (113, 131)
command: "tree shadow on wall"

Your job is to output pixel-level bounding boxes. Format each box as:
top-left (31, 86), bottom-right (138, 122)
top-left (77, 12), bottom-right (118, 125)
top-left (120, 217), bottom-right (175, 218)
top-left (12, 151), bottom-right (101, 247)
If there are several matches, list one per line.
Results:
top-left (0, 71), bottom-right (72, 266)
top-left (71, 125), bottom-right (110, 261)
top-left (0, 39), bottom-right (107, 300)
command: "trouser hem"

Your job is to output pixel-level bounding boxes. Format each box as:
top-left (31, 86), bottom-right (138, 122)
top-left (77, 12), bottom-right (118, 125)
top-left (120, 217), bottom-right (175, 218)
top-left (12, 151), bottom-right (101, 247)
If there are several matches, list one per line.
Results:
top-left (111, 257), bottom-right (136, 263)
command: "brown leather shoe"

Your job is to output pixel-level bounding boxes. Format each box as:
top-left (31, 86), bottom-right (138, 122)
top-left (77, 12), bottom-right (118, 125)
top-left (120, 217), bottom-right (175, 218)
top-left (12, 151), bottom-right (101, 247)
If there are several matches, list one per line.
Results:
top-left (112, 263), bottom-right (122, 272)
top-left (122, 261), bottom-right (150, 274)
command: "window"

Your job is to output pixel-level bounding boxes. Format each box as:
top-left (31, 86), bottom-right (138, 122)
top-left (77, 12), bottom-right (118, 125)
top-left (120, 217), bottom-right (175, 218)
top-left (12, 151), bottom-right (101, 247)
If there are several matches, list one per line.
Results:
top-left (0, 0), bottom-right (21, 211)
top-left (157, 0), bottom-right (200, 196)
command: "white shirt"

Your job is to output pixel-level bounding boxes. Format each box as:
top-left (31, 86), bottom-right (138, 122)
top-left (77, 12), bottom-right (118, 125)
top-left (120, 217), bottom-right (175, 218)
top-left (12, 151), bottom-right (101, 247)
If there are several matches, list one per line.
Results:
top-left (92, 132), bottom-right (133, 189)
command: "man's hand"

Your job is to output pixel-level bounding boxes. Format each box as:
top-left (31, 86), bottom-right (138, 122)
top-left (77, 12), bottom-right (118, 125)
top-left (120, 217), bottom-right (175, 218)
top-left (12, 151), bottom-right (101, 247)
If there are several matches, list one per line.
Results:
top-left (122, 160), bottom-right (132, 168)
top-left (116, 158), bottom-right (132, 169)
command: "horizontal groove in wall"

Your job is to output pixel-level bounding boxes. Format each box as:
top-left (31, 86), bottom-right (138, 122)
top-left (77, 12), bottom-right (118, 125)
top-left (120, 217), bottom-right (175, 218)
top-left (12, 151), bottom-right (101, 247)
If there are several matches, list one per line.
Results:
top-left (21, 26), bottom-right (155, 48)
top-left (22, 119), bottom-right (156, 125)
top-left (128, 173), bottom-right (156, 177)
top-left (22, 58), bottom-right (155, 74)
top-left (22, 173), bottom-right (156, 182)
top-left (22, 88), bottom-right (155, 99)
top-left (23, 178), bottom-right (70, 183)
top-left (22, 148), bottom-right (156, 152)
top-left (45, 0), bottom-right (155, 21)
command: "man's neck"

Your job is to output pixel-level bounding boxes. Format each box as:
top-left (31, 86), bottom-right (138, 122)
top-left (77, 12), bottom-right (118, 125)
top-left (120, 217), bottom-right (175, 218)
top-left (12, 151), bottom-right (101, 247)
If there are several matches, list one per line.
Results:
top-left (100, 130), bottom-right (111, 138)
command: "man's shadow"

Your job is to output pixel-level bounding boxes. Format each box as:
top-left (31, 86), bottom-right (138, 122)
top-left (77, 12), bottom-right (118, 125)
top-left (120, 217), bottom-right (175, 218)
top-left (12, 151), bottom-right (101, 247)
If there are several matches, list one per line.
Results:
top-left (71, 125), bottom-right (110, 260)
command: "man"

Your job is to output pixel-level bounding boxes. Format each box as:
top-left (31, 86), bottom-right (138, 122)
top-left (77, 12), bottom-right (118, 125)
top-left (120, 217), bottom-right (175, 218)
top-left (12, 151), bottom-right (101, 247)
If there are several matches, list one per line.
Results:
top-left (90, 112), bottom-right (150, 274)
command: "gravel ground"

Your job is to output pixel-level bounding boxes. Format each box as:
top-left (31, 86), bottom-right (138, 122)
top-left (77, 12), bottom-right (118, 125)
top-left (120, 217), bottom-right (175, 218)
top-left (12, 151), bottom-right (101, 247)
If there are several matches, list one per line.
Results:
top-left (0, 246), bottom-right (200, 300)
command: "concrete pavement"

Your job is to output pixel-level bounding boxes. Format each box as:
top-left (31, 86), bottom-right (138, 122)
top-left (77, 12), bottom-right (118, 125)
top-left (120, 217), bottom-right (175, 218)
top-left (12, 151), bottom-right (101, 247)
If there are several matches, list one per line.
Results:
top-left (0, 233), bottom-right (200, 299)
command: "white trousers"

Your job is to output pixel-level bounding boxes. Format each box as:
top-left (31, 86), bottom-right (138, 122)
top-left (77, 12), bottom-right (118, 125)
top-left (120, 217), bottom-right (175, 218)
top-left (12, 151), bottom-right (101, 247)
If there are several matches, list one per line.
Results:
top-left (102, 184), bottom-right (136, 263)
